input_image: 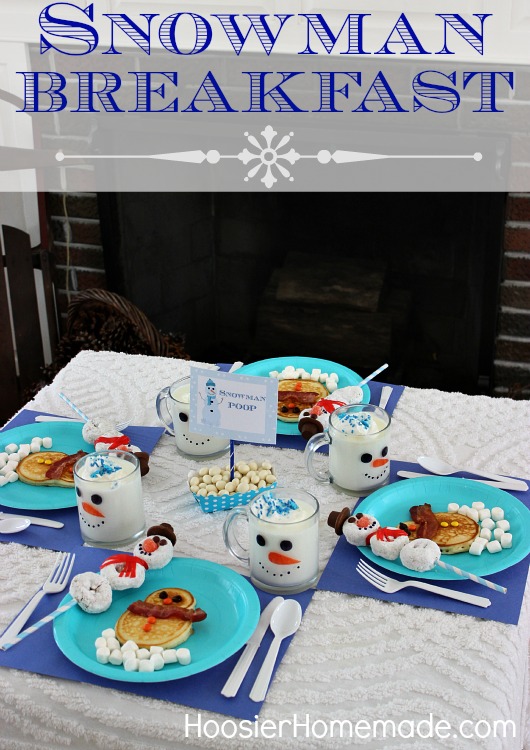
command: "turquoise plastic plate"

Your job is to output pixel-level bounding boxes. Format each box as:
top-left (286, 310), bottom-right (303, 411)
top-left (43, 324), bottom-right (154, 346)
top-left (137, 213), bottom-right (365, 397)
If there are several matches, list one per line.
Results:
top-left (236, 356), bottom-right (370, 436)
top-left (356, 477), bottom-right (530, 580)
top-left (0, 422), bottom-right (92, 510)
top-left (54, 557), bottom-right (260, 683)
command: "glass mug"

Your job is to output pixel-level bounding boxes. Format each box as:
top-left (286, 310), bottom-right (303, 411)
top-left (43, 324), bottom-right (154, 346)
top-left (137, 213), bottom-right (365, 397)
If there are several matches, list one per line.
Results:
top-left (74, 450), bottom-right (145, 546)
top-left (156, 376), bottom-right (229, 457)
top-left (223, 486), bottom-right (319, 594)
top-left (305, 404), bottom-right (391, 495)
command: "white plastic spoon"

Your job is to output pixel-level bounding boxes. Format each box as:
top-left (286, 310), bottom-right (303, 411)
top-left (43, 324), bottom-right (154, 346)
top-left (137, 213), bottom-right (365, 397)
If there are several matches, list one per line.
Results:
top-left (249, 599), bottom-right (302, 702)
top-left (0, 517), bottom-right (30, 534)
top-left (417, 455), bottom-right (528, 492)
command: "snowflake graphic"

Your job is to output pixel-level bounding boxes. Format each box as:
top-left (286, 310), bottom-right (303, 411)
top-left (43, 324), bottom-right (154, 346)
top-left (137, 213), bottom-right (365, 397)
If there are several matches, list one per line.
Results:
top-left (238, 125), bottom-right (301, 189)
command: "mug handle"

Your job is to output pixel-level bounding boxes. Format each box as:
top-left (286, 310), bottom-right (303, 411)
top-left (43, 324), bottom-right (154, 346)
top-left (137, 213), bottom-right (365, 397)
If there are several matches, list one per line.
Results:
top-left (155, 386), bottom-right (175, 436)
top-left (223, 507), bottom-right (250, 564)
top-left (304, 431), bottom-right (331, 483)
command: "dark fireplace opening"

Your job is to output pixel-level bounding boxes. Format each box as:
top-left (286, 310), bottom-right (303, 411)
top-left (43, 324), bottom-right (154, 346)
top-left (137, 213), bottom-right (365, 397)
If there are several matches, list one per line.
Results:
top-left (98, 192), bottom-right (506, 395)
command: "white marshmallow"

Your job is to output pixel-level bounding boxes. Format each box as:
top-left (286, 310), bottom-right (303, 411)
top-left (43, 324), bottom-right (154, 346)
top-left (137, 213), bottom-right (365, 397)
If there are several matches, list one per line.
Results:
top-left (481, 518), bottom-right (495, 531)
top-left (30, 442), bottom-right (41, 453)
top-left (493, 528), bottom-right (504, 541)
top-left (310, 368), bottom-right (321, 381)
top-left (109, 649), bottom-right (123, 666)
top-left (486, 540), bottom-right (502, 554)
top-left (447, 503), bottom-right (459, 513)
top-left (0, 457), bottom-right (5, 470)
top-left (94, 637), bottom-right (107, 649)
top-left (478, 509), bottom-right (491, 521)
top-left (5, 444), bottom-right (18, 454)
top-left (469, 540), bottom-right (485, 556)
top-left (491, 507), bottom-right (504, 522)
top-left (327, 381), bottom-right (338, 393)
top-left (150, 653), bottom-right (165, 671)
top-left (136, 648), bottom-right (150, 661)
top-left (269, 370), bottom-right (279, 378)
top-left (31, 437), bottom-right (43, 448)
top-left (473, 536), bottom-right (488, 550)
top-left (496, 520), bottom-right (510, 532)
top-left (106, 637), bottom-right (120, 651)
top-left (162, 649), bottom-right (178, 664)
top-left (101, 628), bottom-right (115, 639)
top-left (96, 647), bottom-right (110, 664)
top-left (501, 533), bottom-right (513, 549)
top-left (458, 505), bottom-right (470, 516)
top-left (138, 659), bottom-right (155, 673)
top-left (150, 646), bottom-right (164, 655)
top-left (6, 472), bottom-right (18, 483)
top-left (467, 508), bottom-right (479, 523)
top-left (479, 528), bottom-right (492, 541)
top-left (0, 476), bottom-right (7, 488)
top-left (176, 648), bottom-right (191, 666)
top-left (123, 657), bottom-right (139, 672)
top-left (120, 640), bottom-right (138, 653)
top-left (319, 373), bottom-right (329, 383)
top-left (301, 371), bottom-right (311, 380)
top-left (19, 444), bottom-right (30, 453)
top-left (472, 501), bottom-right (485, 510)
top-left (0, 453), bottom-right (8, 462)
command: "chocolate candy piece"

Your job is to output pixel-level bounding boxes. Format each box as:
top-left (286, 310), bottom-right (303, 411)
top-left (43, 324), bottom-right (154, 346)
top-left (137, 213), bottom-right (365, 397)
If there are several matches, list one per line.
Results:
top-left (327, 507), bottom-right (351, 536)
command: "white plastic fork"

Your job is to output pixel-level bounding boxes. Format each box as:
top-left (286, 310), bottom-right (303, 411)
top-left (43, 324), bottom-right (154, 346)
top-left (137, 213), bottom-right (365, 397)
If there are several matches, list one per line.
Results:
top-left (356, 559), bottom-right (491, 608)
top-left (0, 552), bottom-right (76, 648)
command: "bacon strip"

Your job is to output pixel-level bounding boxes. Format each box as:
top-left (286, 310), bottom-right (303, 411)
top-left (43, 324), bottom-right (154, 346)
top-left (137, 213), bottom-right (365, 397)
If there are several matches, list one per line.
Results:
top-left (45, 450), bottom-right (87, 480)
top-left (409, 503), bottom-right (439, 540)
top-left (128, 601), bottom-right (207, 622)
top-left (278, 391), bottom-right (319, 404)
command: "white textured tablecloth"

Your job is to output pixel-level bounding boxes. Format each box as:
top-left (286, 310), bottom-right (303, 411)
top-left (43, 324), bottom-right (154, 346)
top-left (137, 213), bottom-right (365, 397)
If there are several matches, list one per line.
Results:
top-left (1, 351), bottom-right (529, 750)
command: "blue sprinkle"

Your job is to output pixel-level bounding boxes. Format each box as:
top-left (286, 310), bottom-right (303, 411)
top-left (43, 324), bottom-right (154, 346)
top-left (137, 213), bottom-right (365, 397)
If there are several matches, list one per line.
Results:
top-left (88, 456), bottom-right (121, 479)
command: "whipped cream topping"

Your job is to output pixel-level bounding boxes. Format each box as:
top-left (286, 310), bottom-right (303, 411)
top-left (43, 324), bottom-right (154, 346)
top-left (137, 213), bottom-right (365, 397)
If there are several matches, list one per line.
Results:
top-left (334, 411), bottom-right (380, 435)
top-left (251, 493), bottom-right (312, 523)
top-left (77, 454), bottom-right (135, 482)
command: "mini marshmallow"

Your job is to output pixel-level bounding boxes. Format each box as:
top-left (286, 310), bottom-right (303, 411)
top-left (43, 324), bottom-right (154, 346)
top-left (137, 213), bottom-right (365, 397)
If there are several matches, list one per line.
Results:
top-left (94, 637), bottom-right (107, 649)
top-left (493, 528), bottom-right (504, 541)
top-left (478, 509), bottom-right (491, 521)
top-left (138, 660), bottom-right (155, 673)
top-left (269, 370), bottom-right (279, 378)
top-left (469, 540), bottom-right (485, 556)
top-left (136, 648), bottom-right (150, 661)
top-left (481, 518), bottom-right (495, 531)
top-left (123, 657), bottom-right (139, 672)
top-left (486, 540), bottom-right (502, 554)
top-left (447, 502), bottom-right (459, 513)
top-left (458, 505), bottom-right (470, 516)
top-left (473, 536), bottom-right (488, 550)
top-left (30, 442), bottom-right (41, 453)
top-left (501, 533), bottom-right (513, 549)
top-left (120, 640), bottom-right (138, 653)
top-left (310, 368), bottom-right (321, 381)
top-left (150, 653), bottom-right (165, 671)
top-left (31, 437), bottom-right (43, 448)
top-left (108, 649), bottom-right (123, 666)
top-left (0, 476), bottom-right (7, 488)
top-left (472, 501), bottom-right (485, 510)
top-left (467, 508), bottom-right (479, 523)
top-left (162, 649), bottom-right (178, 664)
top-left (496, 520), bottom-right (510, 532)
top-left (7, 472), bottom-right (18, 483)
top-left (150, 646), bottom-right (164, 655)
top-left (101, 628), bottom-right (115, 639)
top-left (319, 373), bottom-right (329, 383)
top-left (42, 437), bottom-right (53, 449)
top-left (0, 453), bottom-right (8, 463)
top-left (0, 457), bottom-right (5, 470)
top-left (5, 460), bottom-right (18, 472)
top-left (327, 381), bottom-right (338, 393)
top-left (96, 647), bottom-right (110, 664)
top-left (479, 528), bottom-right (492, 541)
top-left (301, 371), bottom-right (311, 380)
top-left (106, 637), bottom-right (120, 651)
top-left (176, 648), bottom-right (191, 666)
top-left (491, 507), bottom-right (504, 522)
top-left (5, 444), bottom-right (18, 454)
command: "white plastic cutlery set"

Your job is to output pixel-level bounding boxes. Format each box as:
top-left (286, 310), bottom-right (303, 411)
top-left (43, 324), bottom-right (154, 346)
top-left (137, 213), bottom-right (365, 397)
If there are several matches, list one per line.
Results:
top-left (222, 597), bottom-right (302, 702)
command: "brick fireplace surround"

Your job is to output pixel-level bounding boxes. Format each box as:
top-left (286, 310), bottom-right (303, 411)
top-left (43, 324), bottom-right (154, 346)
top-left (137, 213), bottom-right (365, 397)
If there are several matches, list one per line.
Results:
top-left (44, 191), bottom-right (530, 399)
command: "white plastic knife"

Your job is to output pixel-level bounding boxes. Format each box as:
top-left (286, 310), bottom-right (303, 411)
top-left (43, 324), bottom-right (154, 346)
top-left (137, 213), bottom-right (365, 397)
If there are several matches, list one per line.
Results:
top-left (0, 511), bottom-right (64, 529)
top-left (396, 470), bottom-right (524, 491)
top-left (221, 596), bottom-right (284, 697)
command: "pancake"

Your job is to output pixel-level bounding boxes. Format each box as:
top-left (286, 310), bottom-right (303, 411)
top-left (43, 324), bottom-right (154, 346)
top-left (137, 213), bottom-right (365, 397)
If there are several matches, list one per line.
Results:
top-left (401, 512), bottom-right (479, 555)
top-left (115, 587), bottom-right (197, 650)
top-left (16, 451), bottom-right (75, 488)
top-left (277, 379), bottom-right (329, 422)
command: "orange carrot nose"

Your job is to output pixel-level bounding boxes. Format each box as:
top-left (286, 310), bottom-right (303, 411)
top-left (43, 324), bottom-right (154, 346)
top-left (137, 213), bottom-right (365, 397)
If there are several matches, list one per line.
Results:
top-left (372, 458), bottom-right (389, 468)
top-left (268, 551), bottom-right (300, 565)
top-left (142, 538), bottom-right (158, 553)
top-left (82, 501), bottom-right (105, 518)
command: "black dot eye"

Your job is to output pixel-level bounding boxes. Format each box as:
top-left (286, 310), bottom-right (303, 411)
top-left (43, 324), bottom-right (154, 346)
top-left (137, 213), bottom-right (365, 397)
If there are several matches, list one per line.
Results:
top-left (179, 412), bottom-right (188, 422)
top-left (172, 594), bottom-right (182, 603)
top-left (153, 536), bottom-right (160, 543)
top-left (256, 534), bottom-right (265, 546)
top-left (91, 494), bottom-right (103, 504)
top-left (361, 453), bottom-right (372, 463)
top-left (76, 487), bottom-right (82, 497)
top-left (159, 591), bottom-right (168, 599)
top-left (280, 540), bottom-right (292, 551)
top-left (382, 446), bottom-right (388, 457)
top-left (159, 539), bottom-right (167, 546)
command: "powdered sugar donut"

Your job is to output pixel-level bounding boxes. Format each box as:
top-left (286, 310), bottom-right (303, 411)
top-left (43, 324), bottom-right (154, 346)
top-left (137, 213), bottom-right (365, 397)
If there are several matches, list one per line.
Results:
top-left (99, 554), bottom-right (147, 590)
top-left (82, 419), bottom-right (118, 445)
top-left (342, 513), bottom-right (380, 546)
top-left (400, 538), bottom-right (441, 573)
top-left (370, 527), bottom-right (410, 561)
top-left (134, 523), bottom-right (176, 569)
top-left (70, 572), bottom-right (113, 613)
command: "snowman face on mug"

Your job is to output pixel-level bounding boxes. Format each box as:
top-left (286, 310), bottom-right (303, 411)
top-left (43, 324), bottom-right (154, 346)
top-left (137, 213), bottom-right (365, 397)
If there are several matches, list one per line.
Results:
top-left (359, 444), bottom-right (390, 484)
top-left (249, 523), bottom-right (317, 587)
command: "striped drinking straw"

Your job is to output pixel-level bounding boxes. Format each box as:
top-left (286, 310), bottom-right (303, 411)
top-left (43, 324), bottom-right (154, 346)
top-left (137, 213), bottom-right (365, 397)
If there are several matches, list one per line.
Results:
top-left (0, 598), bottom-right (77, 651)
top-left (59, 392), bottom-right (90, 422)
top-left (435, 560), bottom-right (507, 594)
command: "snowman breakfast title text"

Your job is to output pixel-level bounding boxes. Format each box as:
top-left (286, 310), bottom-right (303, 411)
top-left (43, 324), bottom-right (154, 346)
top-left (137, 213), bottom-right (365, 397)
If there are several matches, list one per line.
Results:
top-left (18, 3), bottom-right (514, 115)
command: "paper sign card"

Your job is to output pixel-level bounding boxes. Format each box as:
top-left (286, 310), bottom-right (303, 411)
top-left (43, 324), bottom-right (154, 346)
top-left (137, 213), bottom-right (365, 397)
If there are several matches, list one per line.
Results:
top-left (189, 367), bottom-right (278, 445)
